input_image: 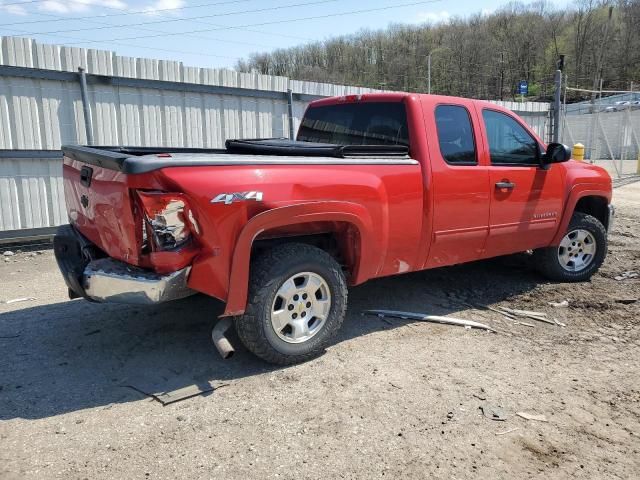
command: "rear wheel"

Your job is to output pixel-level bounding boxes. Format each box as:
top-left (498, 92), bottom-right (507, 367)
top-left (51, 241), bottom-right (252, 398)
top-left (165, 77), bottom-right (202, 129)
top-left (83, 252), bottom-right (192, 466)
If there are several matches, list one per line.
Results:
top-left (534, 212), bottom-right (607, 282)
top-left (235, 243), bottom-right (348, 365)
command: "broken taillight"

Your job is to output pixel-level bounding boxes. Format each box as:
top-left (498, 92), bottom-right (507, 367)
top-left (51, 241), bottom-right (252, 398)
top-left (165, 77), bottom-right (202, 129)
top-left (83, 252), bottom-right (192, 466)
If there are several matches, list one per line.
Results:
top-left (136, 191), bottom-right (200, 251)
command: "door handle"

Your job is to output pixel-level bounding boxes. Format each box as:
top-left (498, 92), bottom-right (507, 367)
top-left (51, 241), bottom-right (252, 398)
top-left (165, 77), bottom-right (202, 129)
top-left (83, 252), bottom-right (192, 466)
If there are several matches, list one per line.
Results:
top-left (495, 181), bottom-right (515, 190)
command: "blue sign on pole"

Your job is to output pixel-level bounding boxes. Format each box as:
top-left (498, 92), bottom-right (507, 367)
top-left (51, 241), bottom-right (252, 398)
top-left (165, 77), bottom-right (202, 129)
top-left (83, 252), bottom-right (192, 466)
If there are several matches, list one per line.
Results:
top-left (518, 80), bottom-right (528, 95)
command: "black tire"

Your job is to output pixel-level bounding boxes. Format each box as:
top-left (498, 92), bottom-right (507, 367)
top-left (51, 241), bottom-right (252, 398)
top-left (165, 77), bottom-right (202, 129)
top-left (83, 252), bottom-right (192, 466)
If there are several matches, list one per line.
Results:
top-left (534, 212), bottom-right (607, 282)
top-left (235, 243), bottom-right (348, 365)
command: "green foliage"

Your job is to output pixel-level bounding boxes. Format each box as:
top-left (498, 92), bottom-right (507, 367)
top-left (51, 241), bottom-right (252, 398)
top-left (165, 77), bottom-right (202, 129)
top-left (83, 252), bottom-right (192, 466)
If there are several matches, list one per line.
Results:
top-left (237, 1), bottom-right (640, 101)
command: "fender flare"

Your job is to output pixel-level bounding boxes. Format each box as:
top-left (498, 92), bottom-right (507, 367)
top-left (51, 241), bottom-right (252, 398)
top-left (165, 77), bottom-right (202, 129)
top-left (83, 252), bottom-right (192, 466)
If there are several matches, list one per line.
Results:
top-left (222, 201), bottom-right (379, 316)
top-left (550, 184), bottom-right (612, 246)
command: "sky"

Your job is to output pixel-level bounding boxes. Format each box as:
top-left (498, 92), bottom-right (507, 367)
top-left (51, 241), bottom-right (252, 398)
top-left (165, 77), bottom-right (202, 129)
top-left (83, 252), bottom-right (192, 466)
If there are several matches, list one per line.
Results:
top-left (0, 0), bottom-right (572, 70)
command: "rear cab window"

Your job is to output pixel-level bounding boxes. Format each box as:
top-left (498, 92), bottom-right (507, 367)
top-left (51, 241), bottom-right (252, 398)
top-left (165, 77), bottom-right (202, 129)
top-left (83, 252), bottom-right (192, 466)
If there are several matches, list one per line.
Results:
top-left (297, 102), bottom-right (409, 146)
top-left (434, 105), bottom-right (477, 165)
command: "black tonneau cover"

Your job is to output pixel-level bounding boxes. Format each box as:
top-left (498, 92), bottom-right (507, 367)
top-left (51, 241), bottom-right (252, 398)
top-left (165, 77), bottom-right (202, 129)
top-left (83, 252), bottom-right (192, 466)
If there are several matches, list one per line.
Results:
top-left (224, 138), bottom-right (409, 157)
top-left (61, 139), bottom-right (412, 174)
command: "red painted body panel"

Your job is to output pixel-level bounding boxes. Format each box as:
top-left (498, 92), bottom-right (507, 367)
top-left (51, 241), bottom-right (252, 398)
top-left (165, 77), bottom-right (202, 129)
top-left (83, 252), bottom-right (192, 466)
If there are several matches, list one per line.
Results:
top-left (483, 164), bottom-right (564, 257)
top-left (63, 160), bottom-right (140, 264)
top-left (159, 163), bottom-right (424, 307)
top-left (475, 105), bottom-right (566, 256)
top-left (62, 92), bottom-right (613, 315)
top-left (419, 96), bottom-right (491, 268)
top-left (550, 161), bottom-right (612, 245)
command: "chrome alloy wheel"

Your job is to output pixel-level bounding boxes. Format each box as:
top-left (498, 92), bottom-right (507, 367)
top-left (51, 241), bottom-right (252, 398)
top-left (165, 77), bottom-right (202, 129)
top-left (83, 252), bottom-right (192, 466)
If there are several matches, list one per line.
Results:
top-left (558, 229), bottom-right (597, 272)
top-left (270, 272), bottom-right (332, 344)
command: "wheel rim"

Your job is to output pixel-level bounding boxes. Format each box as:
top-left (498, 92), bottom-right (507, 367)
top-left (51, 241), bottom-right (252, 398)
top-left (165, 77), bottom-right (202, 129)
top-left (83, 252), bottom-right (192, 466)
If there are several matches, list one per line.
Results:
top-left (270, 272), bottom-right (332, 344)
top-left (558, 229), bottom-right (597, 272)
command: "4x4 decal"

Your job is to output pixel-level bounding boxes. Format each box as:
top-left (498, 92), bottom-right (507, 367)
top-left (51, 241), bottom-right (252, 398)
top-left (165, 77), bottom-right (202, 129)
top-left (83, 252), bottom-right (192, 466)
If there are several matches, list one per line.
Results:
top-left (211, 191), bottom-right (264, 205)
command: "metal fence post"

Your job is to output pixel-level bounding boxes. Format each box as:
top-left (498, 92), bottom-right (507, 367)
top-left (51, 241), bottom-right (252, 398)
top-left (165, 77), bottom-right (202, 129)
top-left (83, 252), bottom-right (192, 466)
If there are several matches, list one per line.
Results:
top-left (287, 88), bottom-right (295, 140)
top-left (427, 54), bottom-right (431, 94)
top-left (553, 69), bottom-right (561, 143)
top-left (78, 67), bottom-right (94, 145)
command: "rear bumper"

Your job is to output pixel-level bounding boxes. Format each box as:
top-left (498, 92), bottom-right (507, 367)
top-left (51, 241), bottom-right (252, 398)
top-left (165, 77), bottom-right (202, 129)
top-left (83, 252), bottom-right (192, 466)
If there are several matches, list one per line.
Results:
top-left (54, 225), bottom-right (194, 305)
top-left (83, 259), bottom-right (193, 304)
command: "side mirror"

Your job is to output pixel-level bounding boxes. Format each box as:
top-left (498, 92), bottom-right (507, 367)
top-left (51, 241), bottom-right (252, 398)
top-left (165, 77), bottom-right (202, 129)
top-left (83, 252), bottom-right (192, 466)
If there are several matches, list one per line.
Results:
top-left (541, 142), bottom-right (571, 169)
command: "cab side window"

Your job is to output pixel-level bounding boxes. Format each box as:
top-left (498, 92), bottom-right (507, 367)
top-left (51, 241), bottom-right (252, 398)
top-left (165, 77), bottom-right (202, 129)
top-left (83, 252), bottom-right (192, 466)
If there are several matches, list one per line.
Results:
top-left (434, 105), bottom-right (477, 165)
top-left (482, 109), bottom-right (539, 165)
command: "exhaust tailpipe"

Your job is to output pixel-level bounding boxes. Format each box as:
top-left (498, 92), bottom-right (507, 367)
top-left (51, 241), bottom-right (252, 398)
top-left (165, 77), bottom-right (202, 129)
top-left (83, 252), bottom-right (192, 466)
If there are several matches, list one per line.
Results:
top-left (211, 317), bottom-right (235, 359)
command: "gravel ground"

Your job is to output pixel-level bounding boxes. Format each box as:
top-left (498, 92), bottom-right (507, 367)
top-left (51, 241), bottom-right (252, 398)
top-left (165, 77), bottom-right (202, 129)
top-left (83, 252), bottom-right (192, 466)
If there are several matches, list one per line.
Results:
top-left (1, 183), bottom-right (639, 480)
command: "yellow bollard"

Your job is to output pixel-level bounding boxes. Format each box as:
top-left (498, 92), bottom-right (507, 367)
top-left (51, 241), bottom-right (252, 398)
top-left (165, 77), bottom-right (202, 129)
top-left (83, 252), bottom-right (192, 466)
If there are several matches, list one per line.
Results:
top-left (573, 142), bottom-right (585, 161)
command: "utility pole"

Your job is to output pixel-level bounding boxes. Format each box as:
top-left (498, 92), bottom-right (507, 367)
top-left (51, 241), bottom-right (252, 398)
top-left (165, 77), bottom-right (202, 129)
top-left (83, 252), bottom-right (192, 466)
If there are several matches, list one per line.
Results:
top-left (599, 78), bottom-right (603, 103)
top-left (553, 69), bottom-right (562, 143)
top-left (427, 54), bottom-right (431, 94)
top-left (78, 67), bottom-right (94, 145)
top-left (562, 73), bottom-right (568, 113)
top-left (499, 52), bottom-right (505, 101)
top-left (595, 6), bottom-right (614, 92)
top-left (286, 88), bottom-right (294, 140)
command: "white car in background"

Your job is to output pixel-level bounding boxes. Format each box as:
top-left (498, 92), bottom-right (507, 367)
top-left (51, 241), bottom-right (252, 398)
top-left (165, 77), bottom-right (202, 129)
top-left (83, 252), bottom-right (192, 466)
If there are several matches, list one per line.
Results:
top-left (605, 101), bottom-right (631, 112)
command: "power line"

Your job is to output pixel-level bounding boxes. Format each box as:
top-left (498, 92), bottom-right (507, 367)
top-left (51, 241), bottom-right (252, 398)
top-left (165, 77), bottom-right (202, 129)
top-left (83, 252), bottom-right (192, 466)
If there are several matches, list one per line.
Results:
top-left (1, 0), bottom-right (336, 60)
top-left (1, 31), bottom-right (243, 60)
top-left (14, 0), bottom-right (343, 36)
top-left (4, 24), bottom-right (282, 52)
top-left (31, 0), bottom-right (444, 46)
top-left (0, 0), bottom-right (46, 6)
top-left (7, 0), bottom-right (520, 85)
top-left (0, 0), bottom-right (313, 42)
top-left (0, 0), bottom-right (256, 26)
top-left (2, 1), bottom-right (294, 51)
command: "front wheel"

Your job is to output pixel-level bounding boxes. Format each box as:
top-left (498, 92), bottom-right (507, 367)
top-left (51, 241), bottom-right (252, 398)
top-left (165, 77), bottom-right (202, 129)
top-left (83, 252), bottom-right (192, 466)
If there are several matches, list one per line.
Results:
top-left (534, 212), bottom-right (607, 282)
top-left (235, 243), bottom-right (348, 365)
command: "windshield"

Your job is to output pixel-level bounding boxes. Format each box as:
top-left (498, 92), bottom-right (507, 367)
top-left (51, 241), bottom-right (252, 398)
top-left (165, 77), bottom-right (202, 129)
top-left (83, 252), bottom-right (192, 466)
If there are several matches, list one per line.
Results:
top-left (297, 102), bottom-right (409, 146)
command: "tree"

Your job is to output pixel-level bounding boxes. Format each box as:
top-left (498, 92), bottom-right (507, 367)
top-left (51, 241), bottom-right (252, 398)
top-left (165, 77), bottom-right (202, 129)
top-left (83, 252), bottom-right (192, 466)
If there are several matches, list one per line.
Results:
top-left (236, 0), bottom-right (637, 102)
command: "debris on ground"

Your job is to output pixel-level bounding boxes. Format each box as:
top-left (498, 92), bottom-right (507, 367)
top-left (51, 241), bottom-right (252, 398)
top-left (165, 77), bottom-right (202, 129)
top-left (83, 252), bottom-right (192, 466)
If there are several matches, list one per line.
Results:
top-left (473, 388), bottom-right (487, 401)
top-left (496, 306), bottom-right (565, 327)
top-left (125, 382), bottom-right (229, 406)
top-left (482, 305), bottom-right (539, 327)
top-left (4, 182), bottom-right (640, 479)
top-left (548, 300), bottom-right (569, 308)
top-left (3, 297), bottom-right (36, 305)
top-left (516, 412), bottom-right (548, 422)
top-left (3, 251), bottom-right (15, 257)
top-left (615, 298), bottom-right (638, 304)
top-left (614, 271), bottom-right (639, 280)
top-left (484, 305), bottom-right (517, 320)
top-left (480, 405), bottom-right (507, 421)
top-left (495, 427), bottom-right (519, 435)
top-left (363, 310), bottom-right (496, 332)
top-left (513, 320), bottom-right (536, 328)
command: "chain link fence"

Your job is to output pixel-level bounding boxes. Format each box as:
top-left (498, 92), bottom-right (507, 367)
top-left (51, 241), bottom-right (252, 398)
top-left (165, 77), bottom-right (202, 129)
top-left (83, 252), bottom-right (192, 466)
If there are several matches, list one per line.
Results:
top-left (561, 99), bottom-right (640, 179)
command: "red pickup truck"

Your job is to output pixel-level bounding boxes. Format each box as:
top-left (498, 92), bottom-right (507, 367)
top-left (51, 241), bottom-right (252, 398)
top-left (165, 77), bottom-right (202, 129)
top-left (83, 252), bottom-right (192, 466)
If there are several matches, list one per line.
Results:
top-left (55, 93), bottom-right (613, 364)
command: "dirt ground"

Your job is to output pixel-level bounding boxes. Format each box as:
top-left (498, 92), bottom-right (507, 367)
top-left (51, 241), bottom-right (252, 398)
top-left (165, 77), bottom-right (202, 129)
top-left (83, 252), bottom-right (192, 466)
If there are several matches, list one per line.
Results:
top-left (1, 183), bottom-right (639, 480)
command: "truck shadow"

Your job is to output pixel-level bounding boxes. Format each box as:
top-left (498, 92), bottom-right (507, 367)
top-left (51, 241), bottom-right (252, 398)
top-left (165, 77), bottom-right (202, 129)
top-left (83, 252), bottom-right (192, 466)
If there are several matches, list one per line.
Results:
top-left (0, 254), bottom-right (541, 420)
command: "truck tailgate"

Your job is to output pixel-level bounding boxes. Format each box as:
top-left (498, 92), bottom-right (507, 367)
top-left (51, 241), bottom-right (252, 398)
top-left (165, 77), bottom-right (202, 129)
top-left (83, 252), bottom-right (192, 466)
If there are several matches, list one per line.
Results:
top-left (62, 156), bottom-right (141, 265)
